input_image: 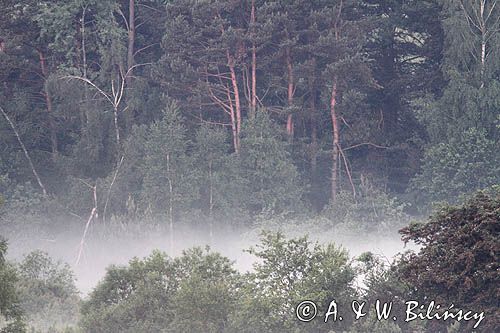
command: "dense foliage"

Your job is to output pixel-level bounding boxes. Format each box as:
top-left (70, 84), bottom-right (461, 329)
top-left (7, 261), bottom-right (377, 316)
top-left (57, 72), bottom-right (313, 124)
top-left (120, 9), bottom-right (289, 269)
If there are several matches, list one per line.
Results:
top-left (0, 0), bottom-right (498, 332)
top-left (16, 251), bottom-right (80, 332)
top-left (0, 239), bottom-right (25, 333)
top-left (0, 0), bottom-right (497, 226)
top-left (399, 191), bottom-right (500, 332)
top-left (0, 191), bottom-right (498, 332)
top-left (77, 192), bottom-right (498, 333)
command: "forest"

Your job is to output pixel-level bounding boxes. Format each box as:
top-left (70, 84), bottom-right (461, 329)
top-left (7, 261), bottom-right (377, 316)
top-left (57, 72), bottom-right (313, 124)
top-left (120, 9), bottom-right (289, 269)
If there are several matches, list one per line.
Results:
top-left (0, 0), bottom-right (499, 332)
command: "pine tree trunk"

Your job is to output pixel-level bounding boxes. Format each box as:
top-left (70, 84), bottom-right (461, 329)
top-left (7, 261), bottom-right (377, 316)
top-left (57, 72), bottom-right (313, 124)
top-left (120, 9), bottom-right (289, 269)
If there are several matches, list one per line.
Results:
top-left (38, 51), bottom-right (58, 158)
top-left (286, 48), bottom-right (294, 138)
top-left (227, 52), bottom-right (241, 149)
top-left (250, 0), bottom-right (257, 114)
top-left (226, 85), bottom-right (240, 153)
top-left (309, 74), bottom-right (318, 204)
top-left (330, 80), bottom-right (339, 202)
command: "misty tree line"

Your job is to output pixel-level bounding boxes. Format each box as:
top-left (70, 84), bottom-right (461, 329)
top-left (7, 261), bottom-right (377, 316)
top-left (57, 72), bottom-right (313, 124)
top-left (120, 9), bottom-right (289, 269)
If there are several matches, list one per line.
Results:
top-left (0, 0), bottom-right (498, 226)
top-left (0, 1), bottom-right (499, 333)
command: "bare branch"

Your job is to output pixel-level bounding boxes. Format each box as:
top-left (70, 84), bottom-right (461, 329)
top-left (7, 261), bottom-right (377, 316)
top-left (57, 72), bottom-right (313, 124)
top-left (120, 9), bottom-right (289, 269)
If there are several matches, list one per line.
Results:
top-left (338, 144), bottom-right (356, 197)
top-left (75, 184), bottom-right (97, 266)
top-left (103, 155), bottom-right (125, 223)
top-left (0, 107), bottom-right (47, 195)
top-left (343, 142), bottom-right (389, 151)
top-left (62, 75), bottom-right (113, 105)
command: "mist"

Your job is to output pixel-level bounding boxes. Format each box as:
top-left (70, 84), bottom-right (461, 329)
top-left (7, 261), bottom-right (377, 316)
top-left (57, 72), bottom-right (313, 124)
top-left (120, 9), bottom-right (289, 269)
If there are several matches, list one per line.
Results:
top-left (3, 218), bottom-right (413, 295)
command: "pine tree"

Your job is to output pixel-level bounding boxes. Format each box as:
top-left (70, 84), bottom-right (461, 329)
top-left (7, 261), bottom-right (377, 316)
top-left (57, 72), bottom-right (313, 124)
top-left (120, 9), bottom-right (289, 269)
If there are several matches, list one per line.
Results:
top-left (142, 102), bottom-right (197, 249)
top-left (361, 0), bottom-right (444, 192)
top-left (158, 0), bottom-right (249, 153)
top-left (307, 0), bottom-right (373, 202)
top-left (193, 125), bottom-right (241, 219)
top-left (237, 111), bottom-right (302, 215)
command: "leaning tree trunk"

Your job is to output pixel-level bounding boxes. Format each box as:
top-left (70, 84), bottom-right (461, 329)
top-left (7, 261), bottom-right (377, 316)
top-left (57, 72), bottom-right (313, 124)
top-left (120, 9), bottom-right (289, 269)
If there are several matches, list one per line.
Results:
top-left (330, 79), bottom-right (339, 202)
top-left (0, 107), bottom-right (47, 196)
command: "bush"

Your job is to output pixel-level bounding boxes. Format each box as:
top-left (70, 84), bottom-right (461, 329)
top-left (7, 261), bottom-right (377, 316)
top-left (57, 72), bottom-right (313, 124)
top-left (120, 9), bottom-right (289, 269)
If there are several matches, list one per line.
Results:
top-left (322, 187), bottom-right (410, 233)
top-left (229, 232), bottom-right (357, 333)
top-left (80, 248), bottom-right (239, 333)
top-left (0, 238), bottom-right (25, 333)
top-left (399, 191), bottom-right (500, 332)
top-left (16, 251), bottom-right (80, 332)
top-left (410, 128), bottom-right (500, 209)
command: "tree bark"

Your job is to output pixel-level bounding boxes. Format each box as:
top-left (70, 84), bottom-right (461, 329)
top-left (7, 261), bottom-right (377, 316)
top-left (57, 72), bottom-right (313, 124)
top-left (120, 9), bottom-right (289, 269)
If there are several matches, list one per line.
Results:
top-left (38, 51), bottom-right (58, 157)
top-left (479, 0), bottom-right (486, 88)
top-left (330, 80), bottom-right (339, 202)
top-left (226, 85), bottom-right (240, 153)
top-left (166, 153), bottom-right (174, 255)
top-left (286, 48), bottom-right (294, 138)
top-left (309, 74), bottom-right (318, 180)
top-left (126, 0), bottom-right (135, 86)
top-left (208, 160), bottom-right (214, 244)
top-left (113, 105), bottom-right (120, 146)
top-left (227, 52), bottom-right (241, 151)
top-left (80, 5), bottom-right (89, 128)
top-left (250, 0), bottom-right (257, 115)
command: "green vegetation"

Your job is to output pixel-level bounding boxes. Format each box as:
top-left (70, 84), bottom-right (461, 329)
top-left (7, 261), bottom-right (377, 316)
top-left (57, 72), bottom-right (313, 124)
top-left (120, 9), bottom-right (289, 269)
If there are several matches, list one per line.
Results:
top-left (0, 0), bottom-right (498, 332)
top-left (0, 0), bottom-right (497, 224)
top-left (16, 251), bottom-right (80, 332)
top-left (0, 239), bottom-right (25, 333)
top-left (0, 192), bottom-right (499, 332)
top-left (399, 191), bottom-right (500, 332)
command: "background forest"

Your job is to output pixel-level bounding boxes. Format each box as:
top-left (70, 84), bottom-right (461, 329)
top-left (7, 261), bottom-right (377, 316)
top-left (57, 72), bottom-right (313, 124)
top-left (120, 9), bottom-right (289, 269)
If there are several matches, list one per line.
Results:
top-left (0, 0), bottom-right (499, 332)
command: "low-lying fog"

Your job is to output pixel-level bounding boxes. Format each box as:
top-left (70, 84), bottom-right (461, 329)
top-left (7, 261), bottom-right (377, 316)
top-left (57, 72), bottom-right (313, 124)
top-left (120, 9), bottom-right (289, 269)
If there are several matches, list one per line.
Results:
top-left (4, 220), bottom-right (414, 295)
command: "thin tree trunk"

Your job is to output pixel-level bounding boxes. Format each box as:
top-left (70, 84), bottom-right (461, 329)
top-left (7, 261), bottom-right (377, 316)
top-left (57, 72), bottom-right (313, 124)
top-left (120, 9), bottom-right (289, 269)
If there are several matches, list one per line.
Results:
top-left (226, 85), bottom-right (239, 153)
top-left (80, 5), bottom-right (89, 127)
top-left (208, 160), bottom-right (214, 244)
top-left (479, 0), bottom-right (486, 88)
top-left (286, 48), bottom-right (294, 138)
top-left (0, 107), bottom-right (47, 196)
top-left (76, 184), bottom-right (97, 266)
top-left (227, 52), bottom-right (241, 149)
top-left (127, 0), bottom-right (135, 86)
top-left (113, 105), bottom-right (120, 146)
top-left (103, 155), bottom-right (125, 223)
top-left (330, 80), bottom-right (339, 202)
top-left (81, 5), bottom-right (88, 79)
top-left (309, 75), bottom-right (318, 180)
top-left (250, 0), bottom-right (257, 115)
top-left (166, 153), bottom-right (174, 255)
top-left (38, 51), bottom-right (58, 157)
